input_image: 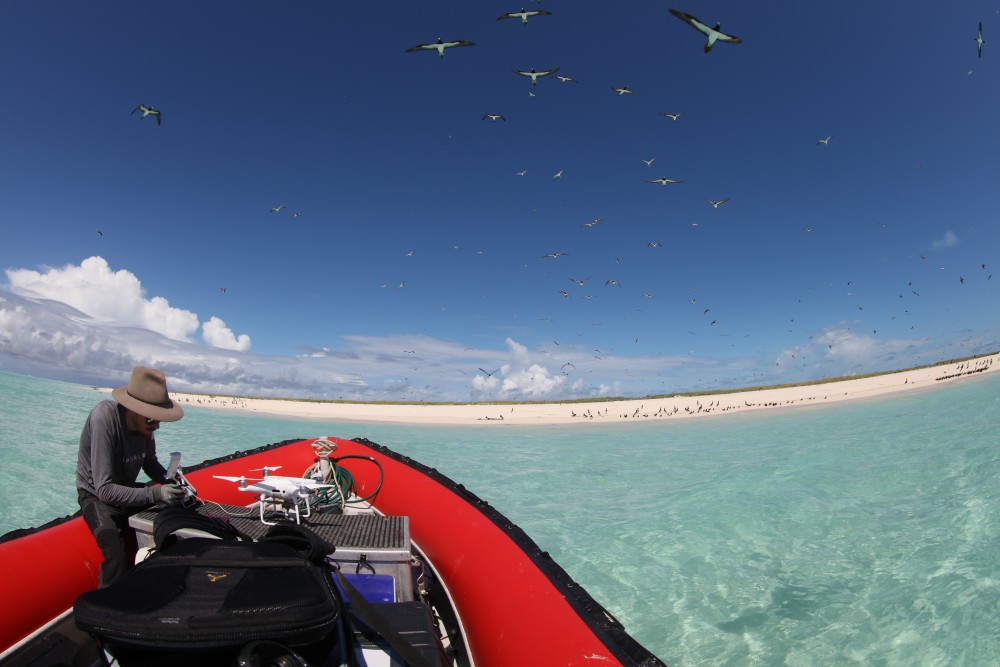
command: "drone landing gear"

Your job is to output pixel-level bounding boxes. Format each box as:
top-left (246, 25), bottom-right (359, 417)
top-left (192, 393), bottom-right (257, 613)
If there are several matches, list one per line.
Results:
top-left (257, 493), bottom-right (315, 525)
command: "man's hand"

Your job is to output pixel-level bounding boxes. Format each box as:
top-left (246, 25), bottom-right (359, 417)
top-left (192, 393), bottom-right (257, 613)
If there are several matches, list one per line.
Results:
top-left (157, 484), bottom-right (185, 506)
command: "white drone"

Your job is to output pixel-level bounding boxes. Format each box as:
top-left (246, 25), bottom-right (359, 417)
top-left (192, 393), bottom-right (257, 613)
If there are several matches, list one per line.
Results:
top-left (213, 466), bottom-right (336, 525)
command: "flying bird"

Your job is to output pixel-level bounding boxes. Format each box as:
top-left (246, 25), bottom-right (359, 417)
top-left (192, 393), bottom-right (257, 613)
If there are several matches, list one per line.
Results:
top-left (478, 368), bottom-right (500, 377)
top-left (705, 198), bottom-right (730, 209)
top-left (512, 67), bottom-right (560, 86)
top-left (553, 169), bottom-right (565, 179)
top-left (497, 8), bottom-right (552, 24)
top-left (817, 135), bottom-right (832, 145)
top-left (406, 37), bottom-right (476, 58)
top-left (976, 21), bottom-right (985, 58)
top-left (612, 85), bottom-right (636, 95)
top-left (642, 158), bottom-right (655, 167)
top-left (541, 252), bottom-right (570, 259)
top-left (131, 104), bottom-right (161, 124)
top-left (554, 75), bottom-right (578, 83)
top-left (646, 177), bottom-right (685, 186)
top-left (568, 276), bottom-right (590, 286)
top-left (669, 9), bottom-right (742, 53)
top-left (269, 205), bottom-right (285, 213)
top-left (659, 112), bottom-right (683, 121)
top-left (482, 114), bottom-right (506, 122)
top-left (516, 169), bottom-right (527, 177)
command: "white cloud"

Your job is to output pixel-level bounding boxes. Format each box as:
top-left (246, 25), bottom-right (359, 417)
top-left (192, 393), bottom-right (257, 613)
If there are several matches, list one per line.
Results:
top-left (1, 258), bottom-right (994, 401)
top-left (930, 230), bottom-right (960, 251)
top-left (202, 316), bottom-right (251, 351)
top-left (495, 338), bottom-right (567, 398)
top-left (6, 256), bottom-right (200, 341)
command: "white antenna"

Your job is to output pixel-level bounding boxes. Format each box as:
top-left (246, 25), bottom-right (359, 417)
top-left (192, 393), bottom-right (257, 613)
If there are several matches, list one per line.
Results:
top-left (165, 452), bottom-right (182, 481)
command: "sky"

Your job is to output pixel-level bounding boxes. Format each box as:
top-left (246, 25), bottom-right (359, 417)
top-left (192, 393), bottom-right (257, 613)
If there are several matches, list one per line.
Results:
top-left (1, 1), bottom-right (999, 402)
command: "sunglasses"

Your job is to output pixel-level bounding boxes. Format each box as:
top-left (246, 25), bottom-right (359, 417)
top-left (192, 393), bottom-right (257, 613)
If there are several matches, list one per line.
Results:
top-left (145, 418), bottom-right (161, 425)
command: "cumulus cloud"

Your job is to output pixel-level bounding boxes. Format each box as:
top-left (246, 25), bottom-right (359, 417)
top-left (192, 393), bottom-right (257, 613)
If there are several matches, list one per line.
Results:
top-left (6, 256), bottom-right (200, 341)
top-left (773, 326), bottom-right (930, 381)
top-left (5, 257), bottom-right (250, 352)
top-left (202, 316), bottom-right (251, 351)
top-left (930, 230), bottom-right (960, 251)
top-left (470, 338), bottom-right (569, 399)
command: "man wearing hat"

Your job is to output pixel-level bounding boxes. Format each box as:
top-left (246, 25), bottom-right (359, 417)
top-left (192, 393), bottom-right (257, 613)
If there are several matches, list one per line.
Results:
top-left (76, 366), bottom-right (186, 586)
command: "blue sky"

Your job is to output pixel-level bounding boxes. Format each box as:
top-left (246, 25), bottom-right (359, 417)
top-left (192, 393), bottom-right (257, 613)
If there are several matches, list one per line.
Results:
top-left (1, 1), bottom-right (998, 401)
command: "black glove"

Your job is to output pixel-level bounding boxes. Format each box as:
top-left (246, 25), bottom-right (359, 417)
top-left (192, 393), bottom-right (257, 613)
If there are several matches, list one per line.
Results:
top-left (157, 484), bottom-right (185, 506)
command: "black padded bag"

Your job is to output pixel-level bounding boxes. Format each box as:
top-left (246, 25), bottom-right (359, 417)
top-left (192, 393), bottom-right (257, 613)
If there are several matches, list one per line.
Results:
top-left (74, 538), bottom-right (340, 655)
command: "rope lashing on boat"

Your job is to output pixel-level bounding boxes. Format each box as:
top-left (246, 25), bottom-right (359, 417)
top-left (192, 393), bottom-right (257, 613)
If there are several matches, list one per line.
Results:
top-left (302, 439), bottom-right (352, 512)
top-left (302, 438), bottom-right (385, 511)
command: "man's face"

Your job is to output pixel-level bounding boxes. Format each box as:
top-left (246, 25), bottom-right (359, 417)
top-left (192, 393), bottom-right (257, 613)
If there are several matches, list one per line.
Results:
top-left (125, 408), bottom-right (161, 438)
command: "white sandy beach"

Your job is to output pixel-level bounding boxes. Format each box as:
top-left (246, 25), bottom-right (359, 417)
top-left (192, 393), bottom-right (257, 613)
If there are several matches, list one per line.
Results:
top-left (156, 354), bottom-right (1000, 426)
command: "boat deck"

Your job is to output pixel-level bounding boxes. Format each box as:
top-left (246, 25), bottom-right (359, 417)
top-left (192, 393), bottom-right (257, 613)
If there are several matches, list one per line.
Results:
top-left (130, 502), bottom-right (408, 549)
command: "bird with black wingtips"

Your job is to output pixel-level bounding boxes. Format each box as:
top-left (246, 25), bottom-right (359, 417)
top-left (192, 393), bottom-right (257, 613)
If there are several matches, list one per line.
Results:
top-left (976, 21), bottom-right (985, 58)
top-left (705, 198), bottom-right (730, 209)
top-left (646, 177), bottom-right (685, 186)
top-left (669, 9), bottom-right (742, 53)
top-left (512, 67), bottom-right (560, 86)
top-left (131, 104), bottom-right (161, 124)
top-left (497, 8), bottom-right (552, 24)
top-left (482, 114), bottom-right (506, 122)
top-left (406, 37), bottom-right (476, 58)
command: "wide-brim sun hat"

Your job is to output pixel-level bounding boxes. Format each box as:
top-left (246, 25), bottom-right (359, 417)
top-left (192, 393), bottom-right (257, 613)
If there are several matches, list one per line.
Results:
top-left (111, 366), bottom-right (184, 422)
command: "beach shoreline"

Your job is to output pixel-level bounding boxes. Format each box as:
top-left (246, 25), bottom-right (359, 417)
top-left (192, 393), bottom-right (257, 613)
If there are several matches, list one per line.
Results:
top-left (125, 354), bottom-right (1000, 426)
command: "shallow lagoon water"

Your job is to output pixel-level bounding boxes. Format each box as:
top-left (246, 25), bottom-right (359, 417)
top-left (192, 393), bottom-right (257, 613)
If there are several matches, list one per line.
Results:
top-left (2, 371), bottom-right (998, 665)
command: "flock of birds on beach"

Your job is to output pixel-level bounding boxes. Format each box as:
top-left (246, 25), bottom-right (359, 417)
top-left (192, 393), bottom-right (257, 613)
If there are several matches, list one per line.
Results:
top-left (115, 7), bottom-right (995, 393)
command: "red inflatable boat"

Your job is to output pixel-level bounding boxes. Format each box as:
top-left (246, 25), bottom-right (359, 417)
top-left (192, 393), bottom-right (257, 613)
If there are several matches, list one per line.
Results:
top-left (0, 437), bottom-right (665, 666)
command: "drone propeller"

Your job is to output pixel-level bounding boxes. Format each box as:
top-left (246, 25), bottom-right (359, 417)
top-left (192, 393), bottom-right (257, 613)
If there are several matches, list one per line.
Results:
top-left (250, 466), bottom-right (281, 476)
top-left (213, 474), bottom-right (266, 490)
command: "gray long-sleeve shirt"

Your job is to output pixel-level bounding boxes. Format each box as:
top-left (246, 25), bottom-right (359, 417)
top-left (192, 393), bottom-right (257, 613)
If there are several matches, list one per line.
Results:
top-left (76, 400), bottom-right (170, 507)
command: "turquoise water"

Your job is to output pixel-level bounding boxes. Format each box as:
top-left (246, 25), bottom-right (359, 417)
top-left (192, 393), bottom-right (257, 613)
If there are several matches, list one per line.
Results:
top-left (1, 370), bottom-right (999, 665)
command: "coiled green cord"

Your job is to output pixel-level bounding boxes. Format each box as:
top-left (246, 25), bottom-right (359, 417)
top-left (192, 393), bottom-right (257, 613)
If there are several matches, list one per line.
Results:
top-left (302, 454), bottom-right (384, 512)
